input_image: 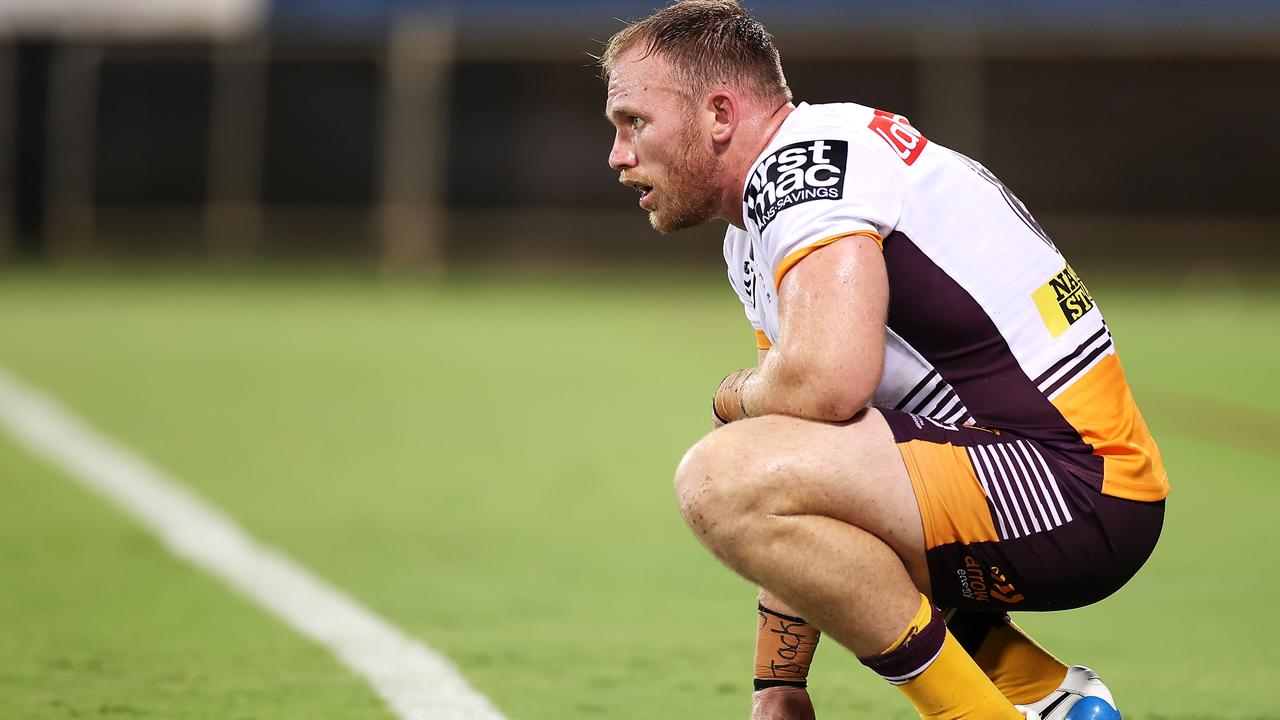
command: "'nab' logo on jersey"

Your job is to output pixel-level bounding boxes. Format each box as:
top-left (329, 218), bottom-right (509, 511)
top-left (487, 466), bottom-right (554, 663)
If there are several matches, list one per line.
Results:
top-left (1032, 264), bottom-right (1096, 337)
top-left (744, 139), bottom-right (847, 230)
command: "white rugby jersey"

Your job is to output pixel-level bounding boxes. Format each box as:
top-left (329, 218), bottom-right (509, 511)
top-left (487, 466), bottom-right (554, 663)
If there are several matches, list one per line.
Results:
top-left (723, 102), bottom-right (1167, 501)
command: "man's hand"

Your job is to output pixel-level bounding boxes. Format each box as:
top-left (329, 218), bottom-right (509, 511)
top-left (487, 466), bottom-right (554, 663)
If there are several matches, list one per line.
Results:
top-left (752, 686), bottom-right (816, 720)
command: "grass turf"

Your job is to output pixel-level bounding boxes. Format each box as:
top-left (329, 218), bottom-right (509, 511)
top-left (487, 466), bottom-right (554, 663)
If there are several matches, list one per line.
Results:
top-left (0, 428), bottom-right (395, 719)
top-left (0, 268), bottom-right (1275, 718)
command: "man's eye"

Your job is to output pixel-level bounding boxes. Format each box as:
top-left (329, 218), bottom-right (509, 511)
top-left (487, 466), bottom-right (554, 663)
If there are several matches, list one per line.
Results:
top-left (629, 116), bottom-right (645, 128)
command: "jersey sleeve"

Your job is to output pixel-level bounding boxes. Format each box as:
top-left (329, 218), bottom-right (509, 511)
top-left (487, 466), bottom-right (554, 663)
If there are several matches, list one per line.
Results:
top-left (722, 227), bottom-right (771, 349)
top-left (745, 134), bottom-right (904, 291)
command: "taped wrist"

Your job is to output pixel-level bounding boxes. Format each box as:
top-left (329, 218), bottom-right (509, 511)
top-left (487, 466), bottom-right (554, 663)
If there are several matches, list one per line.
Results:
top-left (712, 396), bottom-right (732, 425)
top-left (754, 604), bottom-right (820, 691)
top-left (714, 369), bottom-right (753, 423)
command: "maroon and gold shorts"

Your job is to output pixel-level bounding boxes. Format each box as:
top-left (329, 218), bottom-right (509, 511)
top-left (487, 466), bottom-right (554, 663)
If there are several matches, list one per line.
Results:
top-left (881, 409), bottom-right (1164, 613)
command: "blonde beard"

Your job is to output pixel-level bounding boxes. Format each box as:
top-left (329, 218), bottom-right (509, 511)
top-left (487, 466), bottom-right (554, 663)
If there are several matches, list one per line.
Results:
top-left (648, 130), bottom-right (724, 235)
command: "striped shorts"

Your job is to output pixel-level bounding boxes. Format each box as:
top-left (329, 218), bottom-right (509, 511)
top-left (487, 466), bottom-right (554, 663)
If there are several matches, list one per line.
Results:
top-left (882, 408), bottom-right (1164, 612)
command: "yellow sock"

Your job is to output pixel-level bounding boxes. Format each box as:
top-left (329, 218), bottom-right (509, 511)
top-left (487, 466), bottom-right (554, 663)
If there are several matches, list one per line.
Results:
top-left (909, 631), bottom-right (1026, 719)
top-left (946, 610), bottom-right (1069, 705)
top-left (860, 595), bottom-right (1022, 720)
top-left (974, 622), bottom-right (1068, 705)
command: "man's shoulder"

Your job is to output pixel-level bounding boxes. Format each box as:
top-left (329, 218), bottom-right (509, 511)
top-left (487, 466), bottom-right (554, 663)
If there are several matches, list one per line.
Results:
top-left (783, 101), bottom-right (875, 128)
top-left (753, 102), bottom-right (873, 160)
top-left (743, 102), bottom-right (902, 236)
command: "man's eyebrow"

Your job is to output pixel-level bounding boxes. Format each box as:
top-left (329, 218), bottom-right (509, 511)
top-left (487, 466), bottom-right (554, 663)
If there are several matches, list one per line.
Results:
top-left (603, 106), bottom-right (635, 124)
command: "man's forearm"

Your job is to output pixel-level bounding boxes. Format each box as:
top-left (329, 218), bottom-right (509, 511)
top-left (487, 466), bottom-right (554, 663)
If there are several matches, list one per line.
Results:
top-left (716, 352), bottom-right (870, 424)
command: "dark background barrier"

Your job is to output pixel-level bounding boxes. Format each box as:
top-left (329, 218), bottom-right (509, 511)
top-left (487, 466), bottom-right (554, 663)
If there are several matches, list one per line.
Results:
top-left (1, 1), bottom-right (1277, 271)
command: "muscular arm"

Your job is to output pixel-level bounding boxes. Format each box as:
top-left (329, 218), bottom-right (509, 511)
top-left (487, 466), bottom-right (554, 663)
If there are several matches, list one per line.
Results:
top-left (741, 244), bottom-right (885, 713)
top-left (718, 235), bottom-right (888, 423)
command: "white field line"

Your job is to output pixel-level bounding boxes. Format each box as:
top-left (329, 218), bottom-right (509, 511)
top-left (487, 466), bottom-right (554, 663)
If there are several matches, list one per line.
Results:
top-left (0, 366), bottom-right (507, 720)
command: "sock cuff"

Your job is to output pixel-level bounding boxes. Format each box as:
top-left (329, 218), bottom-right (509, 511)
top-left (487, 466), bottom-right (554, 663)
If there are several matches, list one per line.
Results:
top-left (858, 595), bottom-right (946, 685)
top-left (886, 594), bottom-right (934, 654)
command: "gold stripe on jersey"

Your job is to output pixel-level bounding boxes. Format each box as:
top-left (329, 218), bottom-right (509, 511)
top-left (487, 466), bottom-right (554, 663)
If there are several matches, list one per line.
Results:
top-left (898, 438), bottom-right (1001, 549)
top-left (755, 329), bottom-right (773, 350)
top-left (1050, 353), bottom-right (1169, 501)
top-left (1032, 264), bottom-right (1095, 338)
top-left (773, 230), bottom-right (885, 290)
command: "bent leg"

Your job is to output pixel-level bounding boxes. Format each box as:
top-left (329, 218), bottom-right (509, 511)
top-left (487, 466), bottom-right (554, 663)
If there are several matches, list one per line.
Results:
top-left (675, 409), bottom-right (927, 654)
top-left (878, 407), bottom-right (1164, 712)
top-left (675, 410), bottom-right (1022, 719)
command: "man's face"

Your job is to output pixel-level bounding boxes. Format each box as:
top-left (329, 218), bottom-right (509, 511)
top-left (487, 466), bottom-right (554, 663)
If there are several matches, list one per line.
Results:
top-left (605, 48), bottom-right (723, 234)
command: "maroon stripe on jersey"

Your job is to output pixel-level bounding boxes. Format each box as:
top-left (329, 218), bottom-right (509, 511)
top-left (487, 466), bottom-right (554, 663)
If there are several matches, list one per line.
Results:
top-left (922, 387), bottom-right (960, 418)
top-left (881, 231), bottom-right (1101, 477)
top-left (934, 393), bottom-right (965, 423)
top-left (1041, 338), bottom-right (1113, 398)
top-left (895, 370), bottom-right (939, 411)
top-left (1033, 326), bottom-right (1108, 387)
top-left (906, 381), bottom-right (948, 415)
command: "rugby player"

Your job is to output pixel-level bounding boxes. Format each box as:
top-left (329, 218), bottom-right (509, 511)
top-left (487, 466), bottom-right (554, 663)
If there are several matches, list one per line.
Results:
top-left (599, 2), bottom-right (1168, 719)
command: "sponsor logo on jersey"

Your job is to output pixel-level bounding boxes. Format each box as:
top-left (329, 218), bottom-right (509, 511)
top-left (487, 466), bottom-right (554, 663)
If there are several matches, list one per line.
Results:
top-left (744, 139), bottom-right (847, 230)
top-left (957, 557), bottom-right (1025, 604)
top-left (957, 556), bottom-right (989, 602)
top-left (868, 109), bottom-right (928, 165)
top-left (988, 565), bottom-right (1025, 604)
top-left (1033, 263), bottom-right (1096, 338)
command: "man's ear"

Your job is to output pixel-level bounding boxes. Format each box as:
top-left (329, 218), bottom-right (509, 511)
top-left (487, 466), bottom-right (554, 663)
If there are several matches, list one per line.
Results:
top-left (708, 91), bottom-right (739, 145)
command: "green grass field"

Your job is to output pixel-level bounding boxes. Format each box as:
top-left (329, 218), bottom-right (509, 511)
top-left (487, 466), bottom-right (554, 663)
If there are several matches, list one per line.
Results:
top-left (1, 268), bottom-right (1277, 719)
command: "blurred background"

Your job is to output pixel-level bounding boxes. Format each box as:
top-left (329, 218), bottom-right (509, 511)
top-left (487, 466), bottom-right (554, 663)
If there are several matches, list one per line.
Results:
top-left (0, 0), bottom-right (1276, 272)
top-left (1, 2), bottom-right (1278, 719)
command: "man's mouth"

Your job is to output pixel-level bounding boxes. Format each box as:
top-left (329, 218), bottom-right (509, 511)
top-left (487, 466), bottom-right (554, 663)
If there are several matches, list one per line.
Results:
top-left (635, 183), bottom-right (655, 209)
top-left (621, 175), bottom-right (657, 209)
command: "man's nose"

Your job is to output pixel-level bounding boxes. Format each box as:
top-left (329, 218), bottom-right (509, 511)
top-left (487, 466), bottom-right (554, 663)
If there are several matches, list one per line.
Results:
top-left (609, 132), bottom-right (636, 171)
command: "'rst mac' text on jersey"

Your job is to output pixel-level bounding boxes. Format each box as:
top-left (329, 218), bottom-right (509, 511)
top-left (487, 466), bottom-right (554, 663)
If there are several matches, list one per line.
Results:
top-left (723, 102), bottom-right (1167, 502)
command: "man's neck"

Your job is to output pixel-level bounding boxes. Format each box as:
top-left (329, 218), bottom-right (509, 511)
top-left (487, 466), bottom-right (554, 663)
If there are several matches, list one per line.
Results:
top-left (722, 101), bottom-right (797, 229)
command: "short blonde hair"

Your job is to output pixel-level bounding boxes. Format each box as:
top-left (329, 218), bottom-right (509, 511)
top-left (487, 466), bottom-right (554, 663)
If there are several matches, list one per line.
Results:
top-left (600, 0), bottom-right (791, 103)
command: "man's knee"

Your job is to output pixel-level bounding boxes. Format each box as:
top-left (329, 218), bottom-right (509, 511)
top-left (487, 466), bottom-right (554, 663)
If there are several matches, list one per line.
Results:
top-left (674, 417), bottom-right (805, 553)
top-left (674, 411), bottom-right (931, 593)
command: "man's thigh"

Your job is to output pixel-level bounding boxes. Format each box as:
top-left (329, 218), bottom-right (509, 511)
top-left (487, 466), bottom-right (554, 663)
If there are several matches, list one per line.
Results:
top-left (879, 409), bottom-right (1165, 612)
top-left (688, 408), bottom-right (931, 594)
